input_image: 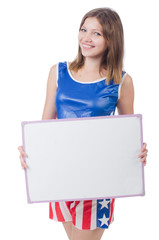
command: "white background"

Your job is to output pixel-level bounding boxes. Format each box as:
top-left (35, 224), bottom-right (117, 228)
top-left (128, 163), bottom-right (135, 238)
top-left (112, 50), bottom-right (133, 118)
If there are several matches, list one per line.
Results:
top-left (0, 0), bottom-right (158, 239)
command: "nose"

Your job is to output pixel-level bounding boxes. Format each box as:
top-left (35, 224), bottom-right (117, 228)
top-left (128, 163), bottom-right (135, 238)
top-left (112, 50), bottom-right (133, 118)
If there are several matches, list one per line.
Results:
top-left (83, 32), bottom-right (92, 42)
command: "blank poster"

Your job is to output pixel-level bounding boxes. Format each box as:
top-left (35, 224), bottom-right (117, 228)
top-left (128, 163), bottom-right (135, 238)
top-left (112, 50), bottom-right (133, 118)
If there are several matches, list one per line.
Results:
top-left (21, 114), bottom-right (145, 203)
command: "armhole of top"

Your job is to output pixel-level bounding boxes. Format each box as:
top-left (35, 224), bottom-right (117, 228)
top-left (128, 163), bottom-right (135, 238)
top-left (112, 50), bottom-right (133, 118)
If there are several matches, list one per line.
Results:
top-left (117, 72), bottom-right (128, 101)
top-left (56, 63), bottom-right (59, 87)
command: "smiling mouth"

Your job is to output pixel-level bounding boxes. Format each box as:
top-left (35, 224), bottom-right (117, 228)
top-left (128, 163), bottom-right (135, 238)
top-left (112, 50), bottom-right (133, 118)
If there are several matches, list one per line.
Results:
top-left (82, 44), bottom-right (95, 49)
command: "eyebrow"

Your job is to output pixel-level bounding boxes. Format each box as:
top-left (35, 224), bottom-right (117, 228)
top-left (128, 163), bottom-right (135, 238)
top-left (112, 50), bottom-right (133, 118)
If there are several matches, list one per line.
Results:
top-left (82, 25), bottom-right (102, 32)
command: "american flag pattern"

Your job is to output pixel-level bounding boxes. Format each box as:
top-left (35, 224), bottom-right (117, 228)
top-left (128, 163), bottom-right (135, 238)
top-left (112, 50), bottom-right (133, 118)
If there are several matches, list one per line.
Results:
top-left (49, 198), bottom-right (115, 230)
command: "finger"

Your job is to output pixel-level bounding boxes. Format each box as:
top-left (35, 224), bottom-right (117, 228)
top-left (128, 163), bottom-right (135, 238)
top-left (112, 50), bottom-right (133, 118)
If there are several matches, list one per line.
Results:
top-left (19, 154), bottom-right (27, 162)
top-left (22, 152), bottom-right (28, 157)
top-left (19, 155), bottom-right (27, 169)
top-left (20, 157), bottom-right (26, 166)
top-left (140, 155), bottom-right (147, 162)
top-left (18, 146), bottom-right (23, 152)
top-left (140, 154), bottom-right (147, 163)
top-left (18, 146), bottom-right (28, 157)
top-left (140, 158), bottom-right (147, 166)
top-left (21, 163), bottom-right (27, 170)
top-left (143, 142), bottom-right (147, 147)
top-left (138, 150), bottom-right (148, 158)
top-left (21, 162), bottom-right (27, 169)
top-left (141, 143), bottom-right (147, 151)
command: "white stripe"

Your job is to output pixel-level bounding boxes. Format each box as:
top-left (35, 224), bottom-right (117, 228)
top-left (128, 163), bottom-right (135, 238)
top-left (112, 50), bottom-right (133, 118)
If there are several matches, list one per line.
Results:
top-left (118, 72), bottom-right (128, 101)
top-left (70, 201), bottom-right (76, 209)
top-left (110, 199), bottom-right (115, 224)
top-left (59, 201), bottom-right (72, 221)
top-left (91, 200), bottom-right (97, 230)
top-left (51, 202), bottom-right (58, 221)
top-left (75, 201), bottom-right (84, 230)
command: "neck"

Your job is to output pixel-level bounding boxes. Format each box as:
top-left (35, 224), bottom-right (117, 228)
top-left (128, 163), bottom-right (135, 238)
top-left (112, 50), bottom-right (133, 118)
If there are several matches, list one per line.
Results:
top-left (82, 57), bottom-right (102, 72)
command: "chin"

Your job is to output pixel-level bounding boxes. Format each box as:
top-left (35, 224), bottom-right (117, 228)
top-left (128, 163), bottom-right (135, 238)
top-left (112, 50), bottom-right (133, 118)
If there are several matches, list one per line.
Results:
top-left (81, 50), bottom-right (95, 57)
top-left (81, 52), bottom-right (102, 59)
top-left (81, 49), bottom-right (104, 58)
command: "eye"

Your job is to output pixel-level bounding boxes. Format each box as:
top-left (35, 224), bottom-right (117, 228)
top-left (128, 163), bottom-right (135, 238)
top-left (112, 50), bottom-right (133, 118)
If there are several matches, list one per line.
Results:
top-left (80, 28), bottom-right (86, 32)
top-left (94, 32), bottom-right (101, 36)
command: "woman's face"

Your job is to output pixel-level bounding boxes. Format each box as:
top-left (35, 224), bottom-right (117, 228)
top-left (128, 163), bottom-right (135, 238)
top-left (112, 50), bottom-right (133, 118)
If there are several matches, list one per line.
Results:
top-left (78, 17), bottom-right (108, 60)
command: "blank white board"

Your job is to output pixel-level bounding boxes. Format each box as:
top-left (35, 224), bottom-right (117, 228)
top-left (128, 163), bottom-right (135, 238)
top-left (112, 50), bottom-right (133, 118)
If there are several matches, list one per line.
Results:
top-left (22, 114), bottom-right (145, 203)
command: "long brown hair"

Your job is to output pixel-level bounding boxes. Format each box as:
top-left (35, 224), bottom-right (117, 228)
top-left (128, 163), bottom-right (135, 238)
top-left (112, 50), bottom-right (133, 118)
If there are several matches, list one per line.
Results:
top-left (69, 8), bottom-right (124, 85)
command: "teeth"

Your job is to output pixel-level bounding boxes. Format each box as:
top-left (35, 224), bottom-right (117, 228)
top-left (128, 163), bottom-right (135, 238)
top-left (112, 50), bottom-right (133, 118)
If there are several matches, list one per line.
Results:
top-left (82, 44), bottom-right (93, 48)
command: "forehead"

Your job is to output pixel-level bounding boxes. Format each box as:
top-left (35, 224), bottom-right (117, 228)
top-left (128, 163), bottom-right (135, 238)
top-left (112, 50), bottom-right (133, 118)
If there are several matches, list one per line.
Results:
top-left (82, 17), bottom-right (103, 31)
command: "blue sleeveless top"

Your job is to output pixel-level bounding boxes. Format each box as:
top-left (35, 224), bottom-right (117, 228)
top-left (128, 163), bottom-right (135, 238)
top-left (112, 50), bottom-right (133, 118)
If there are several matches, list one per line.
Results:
top-left (55, 61), bottom-right (127, 119)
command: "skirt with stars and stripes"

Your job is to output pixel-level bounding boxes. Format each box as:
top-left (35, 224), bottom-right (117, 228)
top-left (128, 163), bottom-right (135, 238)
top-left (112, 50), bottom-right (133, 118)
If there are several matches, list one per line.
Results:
top-left (49, 199), bottom-right (115, 230)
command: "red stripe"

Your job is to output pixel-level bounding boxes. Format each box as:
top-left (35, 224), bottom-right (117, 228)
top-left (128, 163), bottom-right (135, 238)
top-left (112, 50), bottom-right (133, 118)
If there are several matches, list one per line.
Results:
top-left (72, 201), bottom-right (80, 227)
top-left (49, 202), bottom-right (53, 219)
top-left (82, 200), bottom-right (92, 229)
top-left (109, 198), bottom-right (115, 225)
top-left (55, 202), bottom-right (65, 221)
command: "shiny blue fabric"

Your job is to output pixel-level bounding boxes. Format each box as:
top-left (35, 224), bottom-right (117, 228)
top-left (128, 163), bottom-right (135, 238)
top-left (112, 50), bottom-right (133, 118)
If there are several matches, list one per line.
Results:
top-left (55, 61), bottom-right (126, 119)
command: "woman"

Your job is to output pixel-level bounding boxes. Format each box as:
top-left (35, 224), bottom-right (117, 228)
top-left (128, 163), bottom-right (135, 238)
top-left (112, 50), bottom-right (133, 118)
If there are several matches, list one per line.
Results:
top-left (18, 7), bottom-right (148, 240)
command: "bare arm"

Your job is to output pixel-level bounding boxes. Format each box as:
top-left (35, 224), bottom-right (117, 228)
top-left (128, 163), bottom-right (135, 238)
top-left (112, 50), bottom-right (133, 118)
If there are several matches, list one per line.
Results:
top-left (117, 75), bottom-right (148, 166)
top-left (19, 64), bottom-right (58, 169)
top-left (42, 64), bottom-right (57, 120)
top-left (117, 74), bottom-right (134, 115)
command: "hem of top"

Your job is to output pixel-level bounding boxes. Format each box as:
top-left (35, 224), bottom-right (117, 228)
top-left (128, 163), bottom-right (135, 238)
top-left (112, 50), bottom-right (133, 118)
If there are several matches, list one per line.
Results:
top-left (66, 61), bottom-right (106, 84)
top-left (117, 72), bottom-right (128, 101)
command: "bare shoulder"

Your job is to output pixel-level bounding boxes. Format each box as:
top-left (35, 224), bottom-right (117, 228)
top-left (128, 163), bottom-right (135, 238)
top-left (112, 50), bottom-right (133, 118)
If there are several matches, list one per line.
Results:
top-left (119, 73), bottom-right (134, 99)
top-left (47, 63), bottom-right (58, 87)
top-left (49, 64), bottom-right (57, 79)
top-left (122, 73), bottom-right (133, 88)
top-left (42, 64), bottom-right (58, 120)
top-left (117, 73), bottom-right (134, 115)
top-left (50, 64), bottom-right (57, 72)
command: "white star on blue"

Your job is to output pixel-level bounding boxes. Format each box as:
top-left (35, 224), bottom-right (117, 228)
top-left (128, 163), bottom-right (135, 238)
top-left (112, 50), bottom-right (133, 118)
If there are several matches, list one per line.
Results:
top-left (97, 199), bottom-right (111, 228)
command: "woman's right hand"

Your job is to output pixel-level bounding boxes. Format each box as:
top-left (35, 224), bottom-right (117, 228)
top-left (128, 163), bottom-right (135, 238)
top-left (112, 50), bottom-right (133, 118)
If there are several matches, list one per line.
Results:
top-left (18, 146), bottom-right (28, 170)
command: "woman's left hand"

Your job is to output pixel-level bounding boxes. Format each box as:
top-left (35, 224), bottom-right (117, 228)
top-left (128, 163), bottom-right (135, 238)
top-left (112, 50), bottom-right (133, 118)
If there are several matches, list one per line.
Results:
top-left (138, 142), bottom-right (148, 166)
